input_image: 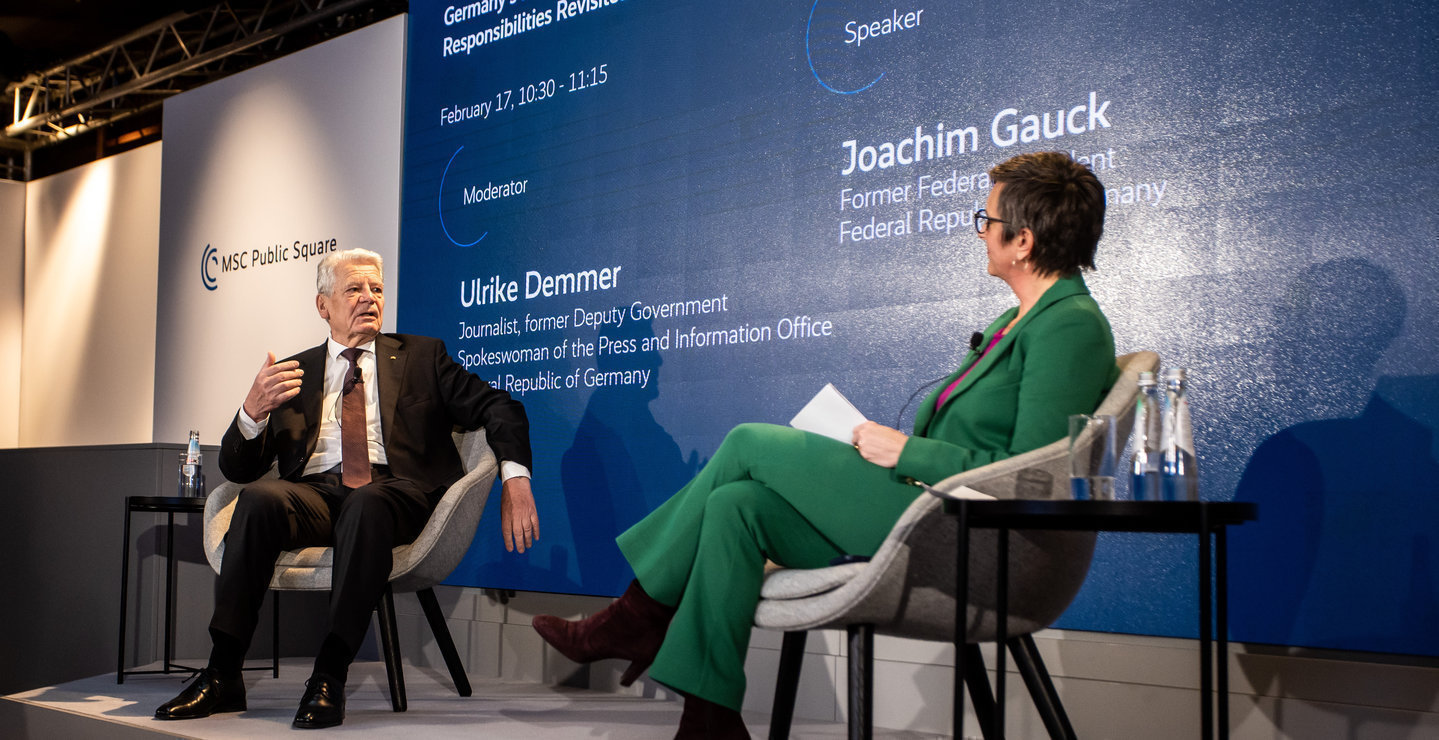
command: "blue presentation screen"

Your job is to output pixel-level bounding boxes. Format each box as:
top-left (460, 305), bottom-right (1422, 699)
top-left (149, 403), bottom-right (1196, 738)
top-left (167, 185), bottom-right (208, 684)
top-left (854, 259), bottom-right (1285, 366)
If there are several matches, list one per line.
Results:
top-left (398, 0), bottom-right (1439, 657)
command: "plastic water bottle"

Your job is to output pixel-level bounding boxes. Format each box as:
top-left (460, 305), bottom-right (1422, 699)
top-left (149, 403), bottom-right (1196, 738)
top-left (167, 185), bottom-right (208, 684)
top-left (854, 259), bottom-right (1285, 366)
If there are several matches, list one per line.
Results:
top-left (1160, 368), bottom-right (1198, 501)
top-left (1127, 371), bottom-right (1162, 500)
top-left (179, 430), bottom-right (205, 497)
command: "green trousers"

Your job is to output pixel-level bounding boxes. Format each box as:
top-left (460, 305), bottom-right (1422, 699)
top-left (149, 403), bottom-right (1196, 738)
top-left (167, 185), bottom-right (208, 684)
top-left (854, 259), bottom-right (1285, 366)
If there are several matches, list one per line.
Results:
top-left (616, 423), bottom-right (922, 711)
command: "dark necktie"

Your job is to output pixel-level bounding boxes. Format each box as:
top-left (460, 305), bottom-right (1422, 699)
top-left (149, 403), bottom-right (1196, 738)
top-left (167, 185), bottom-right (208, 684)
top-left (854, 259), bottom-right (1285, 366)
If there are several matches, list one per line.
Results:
top-left (339, 347), bottom-right (371, 488)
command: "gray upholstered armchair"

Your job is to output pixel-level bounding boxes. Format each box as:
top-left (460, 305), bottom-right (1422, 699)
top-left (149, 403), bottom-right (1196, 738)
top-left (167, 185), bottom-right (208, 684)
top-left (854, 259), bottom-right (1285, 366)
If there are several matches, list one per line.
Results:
top-left (755, 351), bottom-right (1159, 739)
top-left (202, 429), bottom-right (498, 712)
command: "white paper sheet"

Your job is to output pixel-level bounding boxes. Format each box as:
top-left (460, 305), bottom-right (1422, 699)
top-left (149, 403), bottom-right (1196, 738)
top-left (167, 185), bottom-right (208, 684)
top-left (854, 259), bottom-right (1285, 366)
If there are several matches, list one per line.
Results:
top-left (789, 383), bottom-right (868, 443)
top-left (915, 482), bottom-right (998, 500)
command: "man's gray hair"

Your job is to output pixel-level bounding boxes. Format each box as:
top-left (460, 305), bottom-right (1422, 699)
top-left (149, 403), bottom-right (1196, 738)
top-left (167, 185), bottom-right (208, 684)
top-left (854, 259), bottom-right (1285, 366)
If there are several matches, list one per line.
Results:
top-left (316, 248), bottom-right (384, 296)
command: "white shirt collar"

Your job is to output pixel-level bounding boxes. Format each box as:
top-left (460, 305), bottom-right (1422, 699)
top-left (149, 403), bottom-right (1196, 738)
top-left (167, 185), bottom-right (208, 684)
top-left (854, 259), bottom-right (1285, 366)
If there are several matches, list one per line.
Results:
top-left (326, 336), bottom-right (377, 360)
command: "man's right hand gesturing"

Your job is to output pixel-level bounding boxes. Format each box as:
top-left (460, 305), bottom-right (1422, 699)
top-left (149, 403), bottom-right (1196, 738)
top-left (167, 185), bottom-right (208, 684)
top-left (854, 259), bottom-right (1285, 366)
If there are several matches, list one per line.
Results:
top-left (242, 352), bottom-right (303, 422)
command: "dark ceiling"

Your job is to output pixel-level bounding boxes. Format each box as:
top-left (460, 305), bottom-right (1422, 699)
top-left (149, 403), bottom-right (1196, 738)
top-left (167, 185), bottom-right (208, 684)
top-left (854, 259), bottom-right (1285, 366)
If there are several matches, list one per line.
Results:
top-left (0, 1), bottom-right (201, 86)
top-left (0, 1), bottom-right (406, 180)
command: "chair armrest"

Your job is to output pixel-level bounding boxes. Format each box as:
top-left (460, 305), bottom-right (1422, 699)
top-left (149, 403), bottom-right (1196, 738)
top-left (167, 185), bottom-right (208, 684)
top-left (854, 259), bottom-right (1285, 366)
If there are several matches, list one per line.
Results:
top-left (203, 480), bottom-right (240, 575)
top-left (203, 467), bottom-right (278, 575)
top-left (388, 429), bottom-right (499, 591)
top-left (199, 430), bottom-right (498, 591)
top-left (927, 350), bottom-right (1160, 500)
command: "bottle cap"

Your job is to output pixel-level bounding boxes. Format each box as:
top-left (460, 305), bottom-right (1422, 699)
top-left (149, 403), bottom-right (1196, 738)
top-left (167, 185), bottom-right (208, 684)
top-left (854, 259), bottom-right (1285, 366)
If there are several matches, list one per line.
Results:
top-left (1162, 367), bottom-right (1187, 382)
top-left (1137, 371), bottom-right (1156, 386)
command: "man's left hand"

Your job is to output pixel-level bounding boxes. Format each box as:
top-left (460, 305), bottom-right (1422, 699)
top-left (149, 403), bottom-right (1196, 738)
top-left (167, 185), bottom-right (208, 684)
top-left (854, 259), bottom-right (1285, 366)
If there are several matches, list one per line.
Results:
top-left (501, 477), bottom-right (540, 553)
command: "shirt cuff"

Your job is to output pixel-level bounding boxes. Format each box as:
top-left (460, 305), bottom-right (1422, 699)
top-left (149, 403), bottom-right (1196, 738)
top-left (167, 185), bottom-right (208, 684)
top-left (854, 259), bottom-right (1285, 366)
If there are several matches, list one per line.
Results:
top-left (236, 406), bottom-right (268, 440)
top-left (499, 461), bottom-right (531, 482)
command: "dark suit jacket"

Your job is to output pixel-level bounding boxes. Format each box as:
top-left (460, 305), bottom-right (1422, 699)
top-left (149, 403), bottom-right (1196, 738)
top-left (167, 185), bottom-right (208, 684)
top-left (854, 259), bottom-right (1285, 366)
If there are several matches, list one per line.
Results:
top-left (219, 333), bottom-right (531, 494)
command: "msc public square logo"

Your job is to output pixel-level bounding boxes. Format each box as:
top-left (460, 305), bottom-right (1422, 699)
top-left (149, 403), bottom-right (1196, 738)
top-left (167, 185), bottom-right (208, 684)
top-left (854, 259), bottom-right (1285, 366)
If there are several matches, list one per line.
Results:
top-left (201, 244), bottom-right (219, 291)
top-left (806, 0), bottom-right (926, 94)
top-left (199, 238), bottom-right (341, 291)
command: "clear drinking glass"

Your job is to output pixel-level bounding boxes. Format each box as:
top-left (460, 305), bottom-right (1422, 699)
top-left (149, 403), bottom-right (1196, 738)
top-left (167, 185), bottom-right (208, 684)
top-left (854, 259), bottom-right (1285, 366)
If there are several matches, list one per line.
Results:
top-left (1069, 413), bottom-right (1116, 500)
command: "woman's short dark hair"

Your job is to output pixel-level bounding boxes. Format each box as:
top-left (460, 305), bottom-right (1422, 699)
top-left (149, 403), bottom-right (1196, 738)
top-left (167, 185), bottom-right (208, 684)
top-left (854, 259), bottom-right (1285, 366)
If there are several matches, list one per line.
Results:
top-left (989, 152), bottom-right (1106, 277)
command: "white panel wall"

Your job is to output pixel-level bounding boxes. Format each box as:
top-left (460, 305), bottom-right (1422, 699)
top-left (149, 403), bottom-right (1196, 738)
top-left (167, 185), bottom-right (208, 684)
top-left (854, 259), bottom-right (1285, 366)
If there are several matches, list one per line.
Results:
top-left (19, 145), bottom-right (161, 446)
top-left (0, 179), bottom-right (22, 448)
top-left (153, 15), bottom-right (406, 444)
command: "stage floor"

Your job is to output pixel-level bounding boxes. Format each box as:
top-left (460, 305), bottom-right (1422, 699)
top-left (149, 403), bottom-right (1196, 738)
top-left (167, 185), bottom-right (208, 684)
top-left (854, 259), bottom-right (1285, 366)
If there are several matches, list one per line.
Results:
top-left (3, 659), bottom-right (938, 739)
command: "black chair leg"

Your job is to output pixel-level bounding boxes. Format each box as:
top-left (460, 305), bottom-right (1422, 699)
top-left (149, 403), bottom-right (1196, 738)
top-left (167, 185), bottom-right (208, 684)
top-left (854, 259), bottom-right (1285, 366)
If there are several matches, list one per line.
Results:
top-left (376, 587), bottom-right (407, 712)
top-left (847, 624), bottom-right (874, 740)
top-left (117, 499), bottom-right (132, 684)
top-left (272, 592), bottom-right (280, 678)
top-left (768, 631), bottom-right (808, 740)
top-left (1009, 635), bottom-right (1076, 740)
top-left (416, 587), bottom-right (472, 697)
top-left (964, 644), bottom-right (1000, 740)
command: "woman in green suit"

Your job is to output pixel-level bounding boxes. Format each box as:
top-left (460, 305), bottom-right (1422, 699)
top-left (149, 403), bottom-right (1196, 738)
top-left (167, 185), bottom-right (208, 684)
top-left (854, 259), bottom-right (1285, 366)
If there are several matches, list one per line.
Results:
top-left (534, 151), bottom-right (1119, 737)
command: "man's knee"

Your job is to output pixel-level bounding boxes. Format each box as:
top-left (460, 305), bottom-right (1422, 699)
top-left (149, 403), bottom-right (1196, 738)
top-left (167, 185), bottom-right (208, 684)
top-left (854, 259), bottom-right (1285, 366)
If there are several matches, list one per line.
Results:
top-left (232, 480), bottom-right (291, 522)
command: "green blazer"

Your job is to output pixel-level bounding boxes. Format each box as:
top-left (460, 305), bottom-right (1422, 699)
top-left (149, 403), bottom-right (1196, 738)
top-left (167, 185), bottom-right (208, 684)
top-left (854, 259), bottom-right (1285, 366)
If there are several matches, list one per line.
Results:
top-left (897, 272), bottom-right (1118, 486)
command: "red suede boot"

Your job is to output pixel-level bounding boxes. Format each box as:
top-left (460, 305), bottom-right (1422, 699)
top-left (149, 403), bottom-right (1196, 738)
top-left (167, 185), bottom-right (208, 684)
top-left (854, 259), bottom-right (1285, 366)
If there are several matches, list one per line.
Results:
top-left (674, 692), bottom-right (750, 739)
top-left (532, 579), bottom-right (675, 685)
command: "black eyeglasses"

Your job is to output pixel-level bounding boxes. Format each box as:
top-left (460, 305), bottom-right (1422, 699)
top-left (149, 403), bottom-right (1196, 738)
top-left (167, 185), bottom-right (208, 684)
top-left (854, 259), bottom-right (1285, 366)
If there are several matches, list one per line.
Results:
top-left (974, 209), bottom-right (1011, 235)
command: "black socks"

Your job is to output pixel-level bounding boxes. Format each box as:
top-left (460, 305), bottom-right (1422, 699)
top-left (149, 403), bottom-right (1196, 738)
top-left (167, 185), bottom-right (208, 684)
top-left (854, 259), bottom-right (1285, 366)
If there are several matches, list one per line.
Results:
top-left (208, 627), bottom-right (352, 685)
top-left (206, 627), bottom-right (247, 677)
top-left (312, 633), bottom-right (353, 685)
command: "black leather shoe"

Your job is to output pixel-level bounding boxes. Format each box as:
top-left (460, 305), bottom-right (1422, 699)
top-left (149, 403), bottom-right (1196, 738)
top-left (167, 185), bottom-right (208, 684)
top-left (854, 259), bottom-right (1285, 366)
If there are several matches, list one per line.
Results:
top-left (154, 668), bottom-right (246, 720)
top-left (293, 673), bottom-right (346, 729)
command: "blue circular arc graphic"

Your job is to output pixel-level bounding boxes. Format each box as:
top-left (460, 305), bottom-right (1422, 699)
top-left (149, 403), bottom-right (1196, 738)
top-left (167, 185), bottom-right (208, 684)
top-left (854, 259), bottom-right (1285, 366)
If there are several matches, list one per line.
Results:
top-left (806, 0), bottom-right (885, 95)
top-left (439, 145), bottom-right (487, 247)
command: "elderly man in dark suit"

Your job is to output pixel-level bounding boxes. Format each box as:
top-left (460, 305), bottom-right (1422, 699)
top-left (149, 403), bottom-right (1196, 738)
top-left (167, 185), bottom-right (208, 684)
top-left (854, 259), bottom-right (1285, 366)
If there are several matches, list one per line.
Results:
top-left (156, 248), bottom-right (538, 729)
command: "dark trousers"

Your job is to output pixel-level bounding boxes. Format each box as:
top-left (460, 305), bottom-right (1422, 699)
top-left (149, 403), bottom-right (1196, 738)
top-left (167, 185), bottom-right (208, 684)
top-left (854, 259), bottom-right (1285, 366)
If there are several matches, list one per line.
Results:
top-left (210, 467), bottom-right (437, 654)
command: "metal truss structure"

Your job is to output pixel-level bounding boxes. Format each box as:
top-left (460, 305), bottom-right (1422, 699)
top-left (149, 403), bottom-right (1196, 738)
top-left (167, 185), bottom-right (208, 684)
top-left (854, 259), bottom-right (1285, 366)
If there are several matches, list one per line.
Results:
top-left (1, 0), bottom-right (402, 178)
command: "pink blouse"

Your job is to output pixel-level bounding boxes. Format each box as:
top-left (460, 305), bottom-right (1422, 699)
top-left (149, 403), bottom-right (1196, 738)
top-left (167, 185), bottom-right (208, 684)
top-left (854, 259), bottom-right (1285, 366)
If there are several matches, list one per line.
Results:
top-left (934, 329), bottom-right (1006, 411)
